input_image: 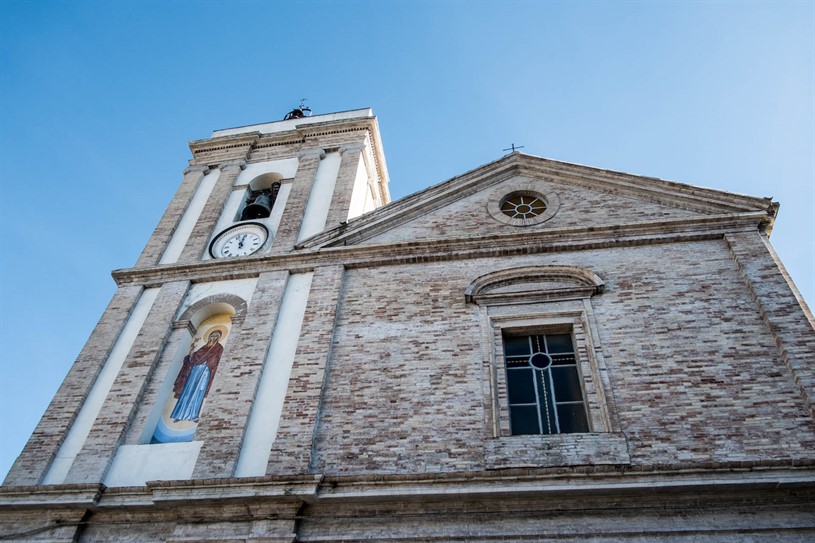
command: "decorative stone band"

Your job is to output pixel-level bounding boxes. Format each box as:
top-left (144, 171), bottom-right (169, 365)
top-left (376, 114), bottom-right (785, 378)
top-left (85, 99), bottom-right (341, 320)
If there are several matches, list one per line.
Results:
top-left (113, 213), bottom-right (768, 288)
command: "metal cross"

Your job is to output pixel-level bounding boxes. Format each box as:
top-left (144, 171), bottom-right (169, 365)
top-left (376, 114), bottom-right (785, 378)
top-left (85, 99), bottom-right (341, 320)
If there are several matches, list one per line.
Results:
top-left (503, 143), bottom-right (525, 153)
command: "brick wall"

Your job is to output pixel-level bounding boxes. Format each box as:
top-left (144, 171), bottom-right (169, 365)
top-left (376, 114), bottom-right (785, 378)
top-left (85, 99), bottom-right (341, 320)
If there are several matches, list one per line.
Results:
top-left (366, 174), bottom-right (705, 245)
top-left (311, 239), bottom-right (815, 474)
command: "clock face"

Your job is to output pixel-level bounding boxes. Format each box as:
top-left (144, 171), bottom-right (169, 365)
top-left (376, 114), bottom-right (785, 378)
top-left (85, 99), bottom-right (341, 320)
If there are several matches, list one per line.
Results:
top-left (209, 223), bottom-right (269, 259)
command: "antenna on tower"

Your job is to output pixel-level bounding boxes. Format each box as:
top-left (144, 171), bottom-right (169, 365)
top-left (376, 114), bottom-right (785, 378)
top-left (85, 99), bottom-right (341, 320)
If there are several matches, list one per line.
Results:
top-left (283, 98), bottom-right (312, 120)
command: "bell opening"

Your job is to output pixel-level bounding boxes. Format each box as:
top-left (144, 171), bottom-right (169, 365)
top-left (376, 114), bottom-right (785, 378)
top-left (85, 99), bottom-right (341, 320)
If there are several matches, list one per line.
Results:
top-left (240, 183), bottom-right (280, 221)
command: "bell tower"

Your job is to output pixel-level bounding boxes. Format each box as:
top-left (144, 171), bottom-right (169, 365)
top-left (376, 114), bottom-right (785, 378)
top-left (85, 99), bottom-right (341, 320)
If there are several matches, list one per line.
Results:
top-left (4, 107), bottom-right (390, 487)
top-left (141, 106), bottom-right (389, 266)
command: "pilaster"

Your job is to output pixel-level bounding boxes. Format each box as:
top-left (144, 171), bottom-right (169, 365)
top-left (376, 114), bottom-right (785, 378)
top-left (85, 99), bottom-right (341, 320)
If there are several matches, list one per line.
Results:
top-left (270, 149), bottom-right (325, 251)
top-left (726, 231), bottom-right (815, 418)
top-left (63, 281), bottom-right (190, 484)
top-left (122, 320), bottom-right (195, 445)
top-left (3, 286), bottom-right (143, 486)
top-left (266, 265), bottom-right (345, 476)
top-left (190, 271), bottom-right (290, 479)
top-left (136, 164), bottom-right (210, 268)
top-left (178, 160), bottom-right (246, 262)
top-left (324, 142), bottom-right (366, 228)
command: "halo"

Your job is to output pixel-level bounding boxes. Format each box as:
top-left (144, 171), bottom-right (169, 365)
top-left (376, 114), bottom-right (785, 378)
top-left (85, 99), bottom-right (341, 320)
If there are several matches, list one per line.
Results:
top-left (199, 324), bottom-right (228, 342)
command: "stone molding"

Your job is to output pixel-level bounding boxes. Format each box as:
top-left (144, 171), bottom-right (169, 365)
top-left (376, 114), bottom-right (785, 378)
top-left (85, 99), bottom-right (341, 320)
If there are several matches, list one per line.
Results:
top-left (2, 464), bottom-right (812, 506)
top-left (218, 159), bottom-right (247, 171)
top-left (182, 164), bottom-right (210, 176)
top-left (338, 142), bottom-right (365, 155)
top-left (465, 265), bottom-right (605, 305)
top-left (296, 148), bottom-right (326, 160)
top-left (112, 214), bottom-right (764, 287)
top-left (485, 181), bottom-right (561, 227)
top-left (297, 153), bottom-right (776, 250)
top-left (175, 293), bottom-right (249, 324)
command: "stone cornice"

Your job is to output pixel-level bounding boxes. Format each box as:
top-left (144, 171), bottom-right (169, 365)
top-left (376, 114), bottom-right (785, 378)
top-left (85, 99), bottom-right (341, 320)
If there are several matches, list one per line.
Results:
top-left (0, 483), bottom-right (103, 509)
top-left (112, 213), bottom-right (768, 287)
top-left (514, 153), bottom-right (775, 213)
top-left (313, 463), bottom-right (815, 503)
top-left (298, 153), bottom-right (777, 250)
top-left (188, 132), bottom-right (258, 166)
top-left (2, 464), bottom-right (812, 512)
top-left (188, 115), bottom-right (389, 205)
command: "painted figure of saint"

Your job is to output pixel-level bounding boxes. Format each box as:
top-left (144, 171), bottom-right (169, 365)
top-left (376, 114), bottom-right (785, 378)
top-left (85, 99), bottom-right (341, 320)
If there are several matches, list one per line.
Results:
top-left (170, 328), bottom-right (225, 423)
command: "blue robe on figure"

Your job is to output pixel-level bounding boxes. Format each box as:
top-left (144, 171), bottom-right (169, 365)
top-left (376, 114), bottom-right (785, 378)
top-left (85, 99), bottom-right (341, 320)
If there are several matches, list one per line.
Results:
top-left (171, 340), bottom-right (224, 422)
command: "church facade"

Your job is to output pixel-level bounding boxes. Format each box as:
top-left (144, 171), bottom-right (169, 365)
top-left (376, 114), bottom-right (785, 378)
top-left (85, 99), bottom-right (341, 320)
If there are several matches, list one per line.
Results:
top-left (2, 108), bottom-right (814, 541)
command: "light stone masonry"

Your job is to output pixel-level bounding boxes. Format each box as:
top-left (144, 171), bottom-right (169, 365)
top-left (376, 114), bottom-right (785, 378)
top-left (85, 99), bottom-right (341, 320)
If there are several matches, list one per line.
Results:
top-left (270, 149), bottom-right (324, 251)
top-left (3, 285), bottom-right (143, 486)
top-left (3, 110), bottom-right (814, 542)
top-left (191, 270), bottom-right (290, 479)
top-left (324, 143), bottom-right (365, 228)
top-left (62, 281), bottom-right (189, 484)
top-left (135, 164), bottom-right (209, 268)
top-left (178, 160), bottom-right (246, 262)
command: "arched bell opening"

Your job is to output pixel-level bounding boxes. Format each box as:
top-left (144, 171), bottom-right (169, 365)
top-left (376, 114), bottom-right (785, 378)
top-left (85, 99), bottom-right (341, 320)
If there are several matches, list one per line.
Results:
top-left (237, 173), bottom-right (283, 221)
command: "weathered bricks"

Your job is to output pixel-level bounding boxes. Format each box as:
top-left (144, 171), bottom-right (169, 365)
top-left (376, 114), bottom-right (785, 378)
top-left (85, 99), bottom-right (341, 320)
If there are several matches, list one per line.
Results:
top-left (2, 286), bottom-right (143, 486)
top-left (63, 281), bottom-right (189, 484)
top-left (135, 164), bottom-right (209, 268)
top-left (191, 271), bottom-right (289, 478)
top-left (179, 160), bottom-right (245, 262)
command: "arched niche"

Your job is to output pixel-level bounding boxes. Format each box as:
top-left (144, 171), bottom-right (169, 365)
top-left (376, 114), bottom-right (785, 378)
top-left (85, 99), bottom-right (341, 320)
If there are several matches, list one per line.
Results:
top-left (177, 294), bottom-right (248, 328)
top-left (149, 295), bottom-right (247, 444)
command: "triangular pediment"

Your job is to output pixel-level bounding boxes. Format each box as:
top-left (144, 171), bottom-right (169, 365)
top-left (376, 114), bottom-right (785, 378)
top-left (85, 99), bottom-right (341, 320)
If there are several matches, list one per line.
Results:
top-left (298, 153), bottom-right (777, 249)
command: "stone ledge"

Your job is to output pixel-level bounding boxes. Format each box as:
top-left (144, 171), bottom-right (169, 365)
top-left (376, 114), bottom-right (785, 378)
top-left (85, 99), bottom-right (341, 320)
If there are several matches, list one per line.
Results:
top-left (113, 215), bottom-right (763, 287)
top-left (485, 432), bottom-right (630, 470)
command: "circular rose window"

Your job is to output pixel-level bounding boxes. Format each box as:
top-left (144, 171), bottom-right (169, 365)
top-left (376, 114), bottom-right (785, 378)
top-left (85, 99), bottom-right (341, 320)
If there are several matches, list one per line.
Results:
top-left (487, 184), bottom-right (560, 227)
top-left (500, 194), bottom-right (547, 220)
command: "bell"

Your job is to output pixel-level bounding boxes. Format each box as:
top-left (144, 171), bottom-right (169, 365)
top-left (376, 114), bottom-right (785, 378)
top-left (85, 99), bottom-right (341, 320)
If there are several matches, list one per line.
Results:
top-left (240, 193), bottom-right (273, 220)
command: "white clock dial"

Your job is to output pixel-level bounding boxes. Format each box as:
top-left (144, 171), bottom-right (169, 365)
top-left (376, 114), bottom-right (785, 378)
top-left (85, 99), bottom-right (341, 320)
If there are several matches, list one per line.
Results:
top-left (209, 223), bottom-right (269, 259)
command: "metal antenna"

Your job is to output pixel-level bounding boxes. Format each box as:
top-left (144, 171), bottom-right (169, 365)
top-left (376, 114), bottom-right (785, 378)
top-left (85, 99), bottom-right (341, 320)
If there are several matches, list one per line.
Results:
top-left (502, 143), bottom-right (525, 153)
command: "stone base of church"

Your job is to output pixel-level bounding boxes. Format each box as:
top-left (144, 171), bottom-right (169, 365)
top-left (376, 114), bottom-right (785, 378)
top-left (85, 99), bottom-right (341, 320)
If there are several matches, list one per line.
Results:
top-left (2, 465), bottom-right (813, 542)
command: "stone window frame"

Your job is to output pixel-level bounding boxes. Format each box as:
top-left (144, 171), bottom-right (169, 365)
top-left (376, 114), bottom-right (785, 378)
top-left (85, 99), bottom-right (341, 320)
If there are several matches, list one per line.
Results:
top-left (467, 266), bottom-right (630, 468)
top-left (486, 179), bottom-right (561, 227)
top-left (489, 312), bottom-right (609, 437)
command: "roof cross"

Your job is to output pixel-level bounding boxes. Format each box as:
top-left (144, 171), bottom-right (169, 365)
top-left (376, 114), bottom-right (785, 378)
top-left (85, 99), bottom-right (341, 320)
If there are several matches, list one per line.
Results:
top-left (502, 143), bottom-right (525, 153)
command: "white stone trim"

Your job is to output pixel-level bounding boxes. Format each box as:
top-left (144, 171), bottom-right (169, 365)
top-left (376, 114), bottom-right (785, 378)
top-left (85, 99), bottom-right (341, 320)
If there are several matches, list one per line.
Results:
top-left (43, 288), bottom-right (161, 484)
top-left (297, 152), bottom-right (342, 242)
top-left (234, 272), bottom-right (315, 477)
top-left (159, 169), bottom-right (221, 264)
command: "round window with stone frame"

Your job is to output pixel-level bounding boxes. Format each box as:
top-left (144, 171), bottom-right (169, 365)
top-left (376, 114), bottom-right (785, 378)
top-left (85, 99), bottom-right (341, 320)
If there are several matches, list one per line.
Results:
top-left (487, 184), bottom-right (560, 227)
top-left (500, 192), bottom-right (547, 221)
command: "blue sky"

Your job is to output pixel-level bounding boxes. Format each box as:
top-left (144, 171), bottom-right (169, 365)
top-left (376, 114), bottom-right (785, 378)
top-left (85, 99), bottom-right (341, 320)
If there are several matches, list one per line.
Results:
top-left (1, 1), bottom-right (813, 479)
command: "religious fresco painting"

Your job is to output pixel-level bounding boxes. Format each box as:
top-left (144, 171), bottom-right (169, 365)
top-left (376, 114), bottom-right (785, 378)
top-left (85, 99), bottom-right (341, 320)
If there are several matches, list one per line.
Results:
top-left (152, 314), bottom-right (232, 443)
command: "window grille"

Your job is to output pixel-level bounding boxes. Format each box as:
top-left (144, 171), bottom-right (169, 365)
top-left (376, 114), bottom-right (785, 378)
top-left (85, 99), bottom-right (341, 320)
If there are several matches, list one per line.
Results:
top-left (503, 332), bottom-right (589, 435)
